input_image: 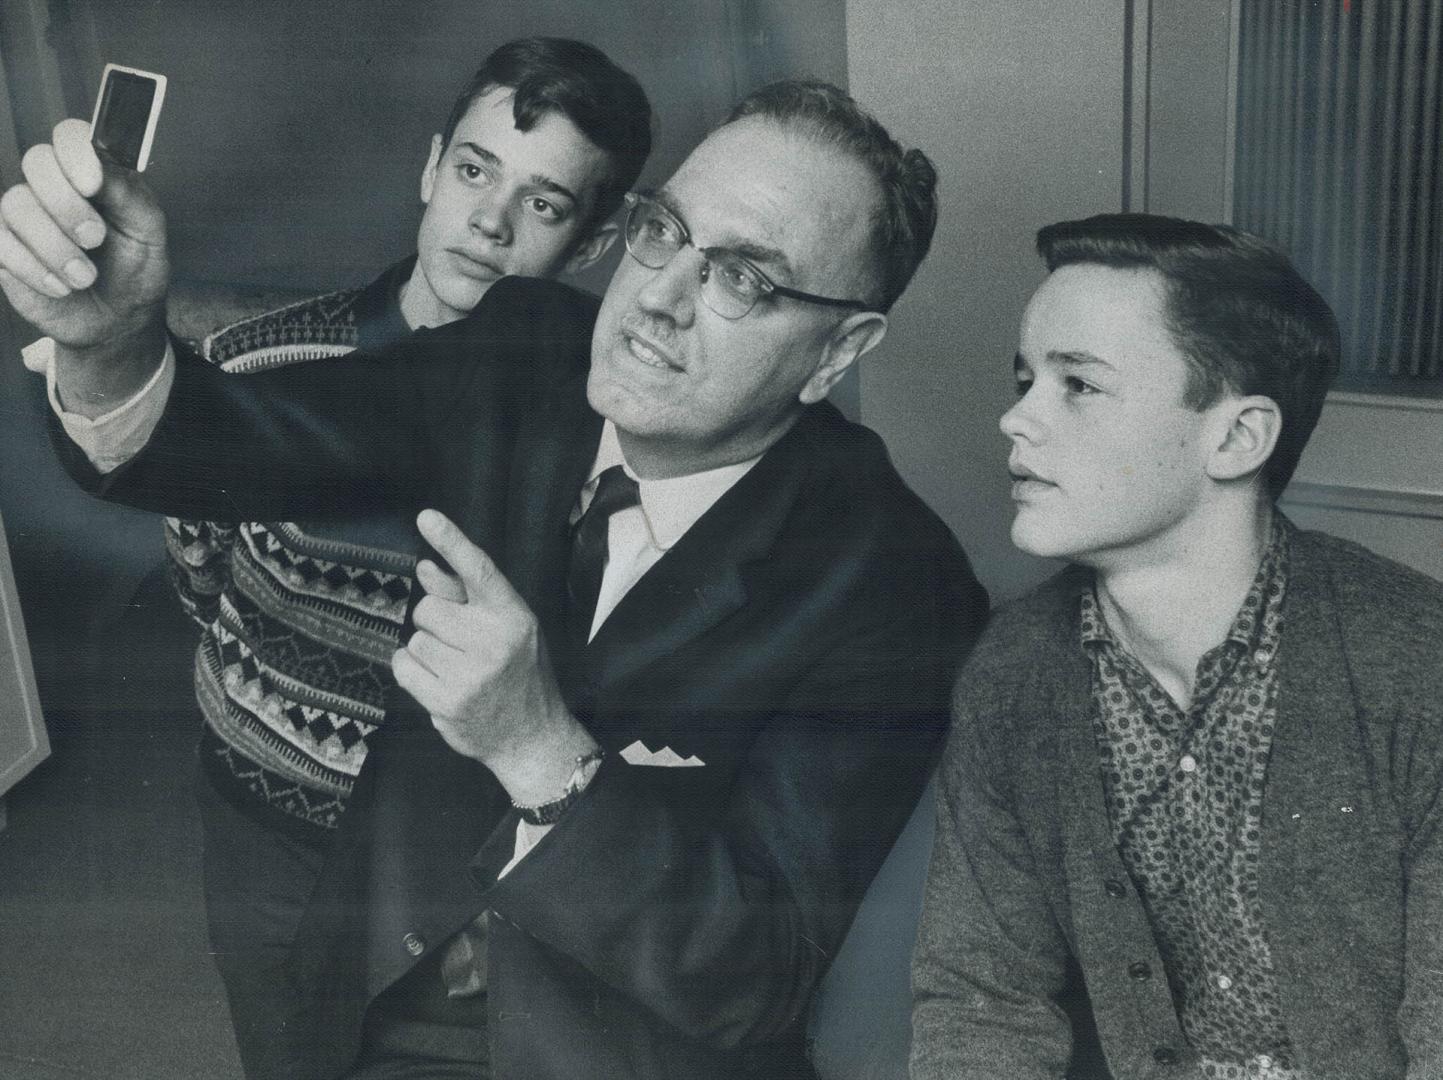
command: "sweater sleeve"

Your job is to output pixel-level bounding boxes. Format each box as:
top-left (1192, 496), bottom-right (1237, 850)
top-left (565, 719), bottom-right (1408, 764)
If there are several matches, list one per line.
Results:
top-left (910, 696), bottom-right (1074, 1080)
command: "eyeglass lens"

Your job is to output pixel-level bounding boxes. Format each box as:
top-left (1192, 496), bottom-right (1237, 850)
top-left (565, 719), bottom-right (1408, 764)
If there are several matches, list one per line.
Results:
top-left (625, 198), bottom-right (765, 319)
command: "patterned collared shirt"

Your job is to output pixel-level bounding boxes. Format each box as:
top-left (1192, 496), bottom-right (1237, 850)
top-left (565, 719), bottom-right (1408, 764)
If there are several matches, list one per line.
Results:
top-left (1082, 516), bottom-right (1304, 1079)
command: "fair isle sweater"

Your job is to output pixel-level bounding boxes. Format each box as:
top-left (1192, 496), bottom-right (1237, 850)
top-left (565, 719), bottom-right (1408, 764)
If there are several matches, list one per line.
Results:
top-left (166, 258), bottom-right (417, 844)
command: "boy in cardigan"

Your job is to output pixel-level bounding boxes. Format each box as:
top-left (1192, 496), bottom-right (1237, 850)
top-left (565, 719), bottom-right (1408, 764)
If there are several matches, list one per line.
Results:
top-left (158, 37), bottom-right (651, 1079)
top-left (911, 215), bottom-right (1443, 1079)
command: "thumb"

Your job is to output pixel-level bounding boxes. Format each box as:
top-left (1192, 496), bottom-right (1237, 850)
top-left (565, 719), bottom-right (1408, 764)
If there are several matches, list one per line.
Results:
top-left (54, 118), bottom-right (166, 248)
top-left (93, 158), bottom-right (166, 249)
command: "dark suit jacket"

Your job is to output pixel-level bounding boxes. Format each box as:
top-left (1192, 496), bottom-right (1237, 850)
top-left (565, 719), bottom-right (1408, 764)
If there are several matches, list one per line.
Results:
top-left (54, 277), bottom-right (988, 1079)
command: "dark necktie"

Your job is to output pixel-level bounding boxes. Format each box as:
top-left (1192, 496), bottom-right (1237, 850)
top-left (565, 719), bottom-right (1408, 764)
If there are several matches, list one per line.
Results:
top-left (567, 465), bottom-right (641, 650)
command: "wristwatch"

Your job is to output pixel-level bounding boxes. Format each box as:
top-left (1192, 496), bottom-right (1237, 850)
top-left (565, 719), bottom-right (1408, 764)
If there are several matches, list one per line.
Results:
top-left (513, 747), bottom-right (605, 826)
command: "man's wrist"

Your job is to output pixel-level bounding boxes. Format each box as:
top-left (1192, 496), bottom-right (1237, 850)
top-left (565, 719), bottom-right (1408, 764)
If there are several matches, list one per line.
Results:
top-left (513, 747), bottom-right (605, 825)
top-left (489, 716), bottom-right (599, 809)
top-left (53, 311), bottom-right (168, 418)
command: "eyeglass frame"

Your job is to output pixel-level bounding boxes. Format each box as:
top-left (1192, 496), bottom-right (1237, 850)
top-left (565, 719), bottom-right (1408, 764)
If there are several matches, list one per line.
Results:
top-left (621, 191), bottom-right (872, 320)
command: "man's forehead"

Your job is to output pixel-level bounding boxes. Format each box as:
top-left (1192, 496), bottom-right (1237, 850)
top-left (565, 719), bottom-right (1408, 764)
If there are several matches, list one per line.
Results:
top-left (662, 120), bottom-right (876, 284)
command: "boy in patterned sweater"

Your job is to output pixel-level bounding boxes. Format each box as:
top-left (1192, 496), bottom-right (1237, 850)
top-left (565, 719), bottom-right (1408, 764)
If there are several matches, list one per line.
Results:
top-left (164, 38), bottom-right (652, 1078)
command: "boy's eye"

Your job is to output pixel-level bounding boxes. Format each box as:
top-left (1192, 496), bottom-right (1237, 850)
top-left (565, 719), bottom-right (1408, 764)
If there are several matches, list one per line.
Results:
top-left (1065, 375), bottom-right (1097, 395)
top-left (527, 197), bottom-right (564, 221)
top-left (1013, 376), bottom-right (1033, 397)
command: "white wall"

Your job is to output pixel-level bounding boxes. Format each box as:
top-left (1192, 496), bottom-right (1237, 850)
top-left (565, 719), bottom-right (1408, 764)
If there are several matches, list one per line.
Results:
top-left (848, 0), bottom-right (1443, 593)
top-left (847, 0), bottom-right (1128, 601)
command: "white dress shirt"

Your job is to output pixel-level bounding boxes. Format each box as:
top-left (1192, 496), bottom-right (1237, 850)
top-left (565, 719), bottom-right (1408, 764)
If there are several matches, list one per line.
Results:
top-left (502, 422), bottom-right (760, 873)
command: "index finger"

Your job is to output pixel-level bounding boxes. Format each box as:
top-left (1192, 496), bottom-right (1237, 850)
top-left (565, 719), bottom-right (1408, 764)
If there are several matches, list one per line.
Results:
top-left (22, 142), bottom-right (107, 255)
top-left (415, 509), bottom-right (522, 608)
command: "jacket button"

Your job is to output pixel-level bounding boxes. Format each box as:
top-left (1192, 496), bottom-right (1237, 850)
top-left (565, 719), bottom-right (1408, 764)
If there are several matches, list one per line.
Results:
top-left (1104, 878), bottom-right (1127, 898)
top-left (1128, 961), bottom-right (1152, 980)
top-left (402, 932), bottom-right (426, 957)
top-left (1153, 1046), bottom-right (1178, 1065)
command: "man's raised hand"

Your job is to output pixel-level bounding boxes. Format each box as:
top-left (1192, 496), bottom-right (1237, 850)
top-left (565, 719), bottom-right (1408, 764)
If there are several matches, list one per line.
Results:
top-left (394, 509), bottom-right (597, 807)
top-left (0, 118), bottom-right (168, 351)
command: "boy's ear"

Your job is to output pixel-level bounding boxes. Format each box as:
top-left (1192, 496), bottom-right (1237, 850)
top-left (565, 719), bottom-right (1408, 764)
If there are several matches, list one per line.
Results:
top-left (420, 134), bottom-right (443, 204)
top-left (1206, 395), bottom-right (1282, 483)
top-left (564, 222), bottom-right (619, 274)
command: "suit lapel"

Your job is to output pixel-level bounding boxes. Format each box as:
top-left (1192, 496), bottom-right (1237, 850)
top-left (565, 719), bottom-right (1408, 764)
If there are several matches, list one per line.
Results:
top-left (504, 368), bottom-right (601, 645)
top-left (578, 412), bottom-right (813, 696)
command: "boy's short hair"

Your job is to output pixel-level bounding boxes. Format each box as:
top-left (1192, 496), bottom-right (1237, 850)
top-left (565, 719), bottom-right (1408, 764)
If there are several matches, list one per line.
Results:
top-left (442, 38), bottom-right (653, 227)
top-left (1037, 213), bottom-right (1341, 498)
top-left (723, 80), bottom-right (938, 313)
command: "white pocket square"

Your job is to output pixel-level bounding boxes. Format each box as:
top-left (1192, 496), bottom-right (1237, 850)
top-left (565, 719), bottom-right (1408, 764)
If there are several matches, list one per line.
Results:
top-left (620, 740), bottom-right (705, 767)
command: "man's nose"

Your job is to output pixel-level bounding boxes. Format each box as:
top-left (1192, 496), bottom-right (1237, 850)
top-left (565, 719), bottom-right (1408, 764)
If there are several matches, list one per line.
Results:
top-left (470, 192), bottom-right (512, 244)
top-left (634, 246), bottom-right (700, 327)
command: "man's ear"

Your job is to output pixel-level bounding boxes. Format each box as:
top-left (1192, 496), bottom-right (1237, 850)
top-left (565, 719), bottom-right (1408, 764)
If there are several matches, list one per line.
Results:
top-left (1206, 394), bottom-right (1282, 483)
top-left (799, 311), bottom-right (889, 405)
top-left (420, 134), bottom-right (443, 204)
top-left (564, 222), bottom-right (619, 275)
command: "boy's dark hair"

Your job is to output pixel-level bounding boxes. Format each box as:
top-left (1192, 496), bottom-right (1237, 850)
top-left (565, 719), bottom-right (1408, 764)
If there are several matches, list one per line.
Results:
top-left (442, 38), bottom-right (652, 227)
top-left (723, 80), bottom-right (937, 313)
top-left (1036, 213), bottom-right (1341, 499)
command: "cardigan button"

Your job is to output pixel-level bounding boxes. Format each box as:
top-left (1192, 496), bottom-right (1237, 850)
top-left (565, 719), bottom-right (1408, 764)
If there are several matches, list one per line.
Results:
top-left (1128, 961), bottom-right (1152, 981)
top-left (1153, 1045), bottom-right (1178, 1065)
top-left (1104, 878), bottom-right (1127, 899)
top-left (402, 931), bottom-right (426, 957)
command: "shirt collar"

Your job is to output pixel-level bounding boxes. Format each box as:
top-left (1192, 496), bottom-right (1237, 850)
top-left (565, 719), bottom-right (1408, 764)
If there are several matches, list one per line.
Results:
top-left (584, 421), bottom-right (762, 550)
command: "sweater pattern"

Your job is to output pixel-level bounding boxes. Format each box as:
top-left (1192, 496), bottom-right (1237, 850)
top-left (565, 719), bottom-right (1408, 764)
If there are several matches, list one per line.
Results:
top-left (166, 275), bottom-right (418, 840)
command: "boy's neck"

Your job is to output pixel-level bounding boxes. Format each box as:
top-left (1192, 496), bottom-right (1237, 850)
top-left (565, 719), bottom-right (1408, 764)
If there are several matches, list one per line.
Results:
top-left (1092, 501), bottom-right (1274, 710)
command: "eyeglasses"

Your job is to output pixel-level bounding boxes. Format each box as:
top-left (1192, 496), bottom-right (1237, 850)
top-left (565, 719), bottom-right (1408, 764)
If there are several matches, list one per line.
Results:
top-left (622, 192), bottom-right (870, 320)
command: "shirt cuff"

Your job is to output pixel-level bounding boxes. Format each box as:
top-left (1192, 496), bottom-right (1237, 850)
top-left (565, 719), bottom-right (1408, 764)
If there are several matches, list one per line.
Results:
top-left (498, 820), bottom-right (553, 879)
top-left (26, 336), bottom-right (175, 474)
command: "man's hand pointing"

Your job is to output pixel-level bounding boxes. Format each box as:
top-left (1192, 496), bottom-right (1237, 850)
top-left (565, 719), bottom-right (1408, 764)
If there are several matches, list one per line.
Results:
top-left (394, 509), bottom-right (597, 808)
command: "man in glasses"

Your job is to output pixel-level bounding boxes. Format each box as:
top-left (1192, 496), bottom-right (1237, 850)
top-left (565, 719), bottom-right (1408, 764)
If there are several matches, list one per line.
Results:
top-left (3, 80), bottom-right (987, 1078)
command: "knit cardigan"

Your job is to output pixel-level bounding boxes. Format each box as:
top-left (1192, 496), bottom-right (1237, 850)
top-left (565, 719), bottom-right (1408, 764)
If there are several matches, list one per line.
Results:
top-left (912, 527), bottom-right (1443, 1080)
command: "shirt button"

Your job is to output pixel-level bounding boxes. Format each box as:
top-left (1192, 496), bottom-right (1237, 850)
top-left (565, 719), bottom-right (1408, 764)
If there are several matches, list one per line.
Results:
top-left (1104, 878), bottom-right (1127, 899)
top-left (1153, 1045), bottom-right (1178, 1065)
top-left (402, 931), bottom-right (426, 957)
top-left (1128, 961), bottom-right (1152, 980)
top-left (1178, 754), bottom-right (1198, 774)
top-left (1254, 649), bottom-right (1272, 666)
top-left (1256, 1054), bottom-right (1274, 1070)
top-left (1215, 974), bottom-right (1233, 991)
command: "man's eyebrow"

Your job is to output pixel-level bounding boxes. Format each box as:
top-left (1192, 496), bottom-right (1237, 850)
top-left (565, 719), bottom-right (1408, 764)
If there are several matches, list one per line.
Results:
top-left (653, 186), bottom-right (796, 281)
top-left (1045, 349), bottom-right (1116, 370)
top-left (454, 142), bottom-right (502, 169)
top-left (453, 141), bottom-right (579, 204)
